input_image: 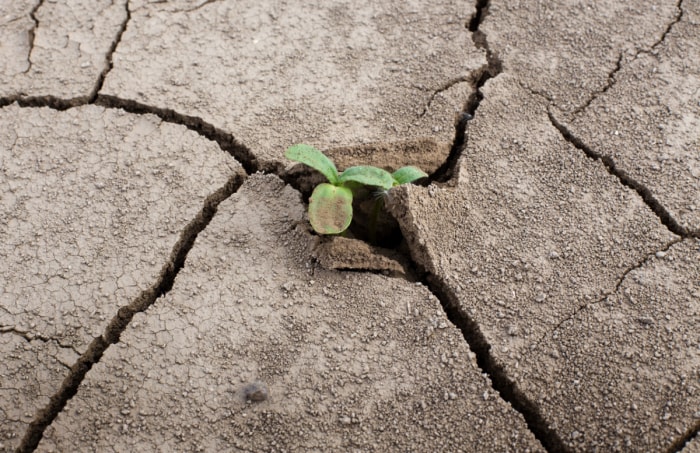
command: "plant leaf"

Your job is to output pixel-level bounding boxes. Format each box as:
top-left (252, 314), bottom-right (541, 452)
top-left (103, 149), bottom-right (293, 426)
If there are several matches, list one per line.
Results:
top-left (392, 166), bottom-right (428, 185)
top-left (308, 183), bottom-right (353, 234)
top-left (285, 144), bottom-right (339, 184)
top-left (338, 166), bottom-right (394, 190)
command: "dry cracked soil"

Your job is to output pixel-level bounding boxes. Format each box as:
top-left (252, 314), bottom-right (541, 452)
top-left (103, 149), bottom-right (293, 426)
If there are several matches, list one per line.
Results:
top-left (1, 0), bottom-right (699, 452)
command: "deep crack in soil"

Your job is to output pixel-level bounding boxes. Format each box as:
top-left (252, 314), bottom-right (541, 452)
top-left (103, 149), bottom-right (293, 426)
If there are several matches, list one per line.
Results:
top-left (88, 0), bottom-right (131, 103)
top-left (410, 266), bottom-right (570, 453)
top-left (424, 1), bottom-right (562, 451)
top-left (670, 420), bottom-right (700, 453)
top-left (406, 1), bottom-right (560, 452)
top-left (13, 174), bottom-right (245, 453)
top-left (95, 95), bottom-right (261, 175)
top-left (430, 0), bottom-right (502, 184)
top-left (0, 93), bottom-right (262, 175)
top-left (22, 0), bottom-right (44, 75)
top-left (548, 110), bottom-right (696, 238)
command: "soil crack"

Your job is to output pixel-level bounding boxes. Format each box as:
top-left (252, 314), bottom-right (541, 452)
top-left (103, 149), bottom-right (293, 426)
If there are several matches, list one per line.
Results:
top-left (95, 95), bottom-right (260, 174)
top-left (430, 0), bottom-right (502, 183)
top-left (547, 110), bottom-right (695, 238)
top-left (88, 0), bottom-right (131, 103)
top-left (388, 1), bottom-right (556, 451)
top-left (572, 52), bottom-right (622, 115)
top-left (22, 0), bottom-right (45, 74)
top-left (669, 422), bottom-right (700, 453)
top-left (0, 325), bottom-right (81, 359)
top-left (0, 0), bottom-right (131, 109)
top-left (0, 94), bottom-right (260, 175)
top-left (416, 76), bottom-right (472, 121)
top-left (573, 0), bottom-right (684, 114)
top-left (13, 173), bottom-right (246, 453)
top-left (416, 267), bottom-right (566, 452)
top-left (532, 237), bottom-right (682, 351)
top-left (182, 0), bottom-right (223, 13)
top-left (654, 0), bottom-right (684, 52)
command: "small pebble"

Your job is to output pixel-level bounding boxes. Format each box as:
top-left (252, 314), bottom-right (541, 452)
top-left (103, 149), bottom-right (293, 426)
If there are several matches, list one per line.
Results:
top-left (243, 382), bottom-right (268, 402)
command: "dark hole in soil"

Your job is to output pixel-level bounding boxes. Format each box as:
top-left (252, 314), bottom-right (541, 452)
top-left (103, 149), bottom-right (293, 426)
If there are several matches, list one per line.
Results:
top-left (281, 165), bottom-right (409, 250)
top-left (346, 187), bottom-right (404, 249)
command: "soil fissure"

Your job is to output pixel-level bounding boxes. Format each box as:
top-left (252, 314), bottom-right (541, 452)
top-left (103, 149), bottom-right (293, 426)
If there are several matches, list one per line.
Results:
top-left (88, 0), bottom-right (131, 103)
top-left (0, 0), bottom-right (131, 109)
top-left (654, 0), bottom-right (684, 52)
top-left (548, 110), bottom-right (696, 238)
top-left (410, 1), bottom-right (558, 451)
top-left (417, 77), bottom-right (472, 120)
top-left (0, 93), bottom-right (262, 176)
top-left (95, 95), bottom-right (260, 174)
top-left (413, 267), bottom-right (569, 452)
top-left (22, 0), bottom-right (45, 75)
top-left (573, 0), bottom-right (684, 114)
top-left (182, 0), bottom-right (224, 13)
top-left (572, 52), bottom-right (622, 114)
top-left (13, 174), bottom-right (246, 453)
top-left (430, 0), bottom-right (502, 183)
top-left (532, 237), bottom-right (683, 351)
top-left (0, 326), bottom-right (81, 360)
top-left (669, 423), bottom-right (700, 453)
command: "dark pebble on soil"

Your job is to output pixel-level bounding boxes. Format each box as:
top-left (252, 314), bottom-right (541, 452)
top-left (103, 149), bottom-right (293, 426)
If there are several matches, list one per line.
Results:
top-left (243, 382), bottom-right (268, 402)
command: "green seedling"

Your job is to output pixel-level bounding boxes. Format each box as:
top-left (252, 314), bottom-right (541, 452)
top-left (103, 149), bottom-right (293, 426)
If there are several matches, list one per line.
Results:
top-left (285, 144), bottom-right (427, 236)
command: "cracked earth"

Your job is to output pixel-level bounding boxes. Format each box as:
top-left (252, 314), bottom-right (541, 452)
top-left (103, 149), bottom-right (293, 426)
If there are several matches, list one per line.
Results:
top-left (1, 0), bottom-right (699, 452)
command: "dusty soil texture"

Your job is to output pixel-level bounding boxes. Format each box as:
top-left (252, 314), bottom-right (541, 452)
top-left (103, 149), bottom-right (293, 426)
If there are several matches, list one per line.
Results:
top-left (1, 0), bottom-right (699, 452)
top-left (521, 239), bottom-right (700, 451)
top-left (482, 0), bottom-right (681, 113)
top-left (0, 0), bottom-right (128, 101)
top-left (98, 0), bottom-right (483, 169)
top-left (38, 175), bottom-right (543, 452)
top-left (386, 26), bottom-right (699, 453)
top-left (0, 104), bottom-right (240, 450)
top-left (559, 0), bottom-right (700, 234)
top-left (0, 336), bottom-right (77, 453)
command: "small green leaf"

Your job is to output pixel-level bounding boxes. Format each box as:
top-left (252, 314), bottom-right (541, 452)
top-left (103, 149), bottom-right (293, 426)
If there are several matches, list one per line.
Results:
top-left (285, 144), bottom-right (339, 184)
top-left (308, 183), bottom-right (353, 234)
top-left (392, 166), bottom-right (428, 185)
top-left (338, 166), bottom-right (394, 190)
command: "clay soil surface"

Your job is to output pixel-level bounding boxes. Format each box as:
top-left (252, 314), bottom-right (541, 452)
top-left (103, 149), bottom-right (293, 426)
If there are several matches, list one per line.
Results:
top-left (1, 0), bottom-right (699, 452)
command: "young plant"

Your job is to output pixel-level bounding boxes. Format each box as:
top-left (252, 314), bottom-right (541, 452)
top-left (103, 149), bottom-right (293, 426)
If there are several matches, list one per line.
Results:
top-left (285, 144), bottom-right (427, 235)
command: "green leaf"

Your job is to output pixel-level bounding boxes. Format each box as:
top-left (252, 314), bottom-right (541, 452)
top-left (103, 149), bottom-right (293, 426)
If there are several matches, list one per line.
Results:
top-left (392, 166), bottom-right (428, 186)
top-left (338, 166), bottom-right (394, 190)
top-left (308, 183), bottom-right (353, 234)
top-left (285, 144), bottom-right (339, 184)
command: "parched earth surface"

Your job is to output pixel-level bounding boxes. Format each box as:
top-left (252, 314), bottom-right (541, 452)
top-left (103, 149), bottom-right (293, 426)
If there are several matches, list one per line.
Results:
top-left (0, 1), bottom-right (698, 452)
